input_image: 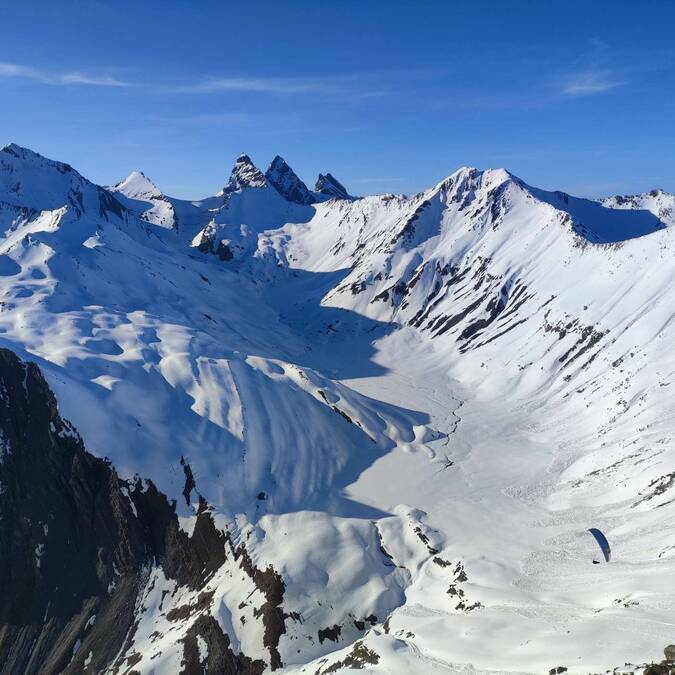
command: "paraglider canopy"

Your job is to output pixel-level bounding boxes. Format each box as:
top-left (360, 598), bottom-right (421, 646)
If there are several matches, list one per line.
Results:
top-left (588, 528), bottom-right (611, 563)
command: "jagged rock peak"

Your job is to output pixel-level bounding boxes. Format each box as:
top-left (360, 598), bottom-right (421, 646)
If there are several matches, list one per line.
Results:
top-left (224, 153), bottom-right (268, 193)
top-left (265, 155), bottom-right (315, 205)
top-left (315, 172), bottom-right (349, 199)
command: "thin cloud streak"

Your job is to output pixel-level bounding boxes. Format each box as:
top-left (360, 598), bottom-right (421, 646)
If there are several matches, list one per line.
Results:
top-left (0, 62), bottom-right (389, 98)
top-left (173, 75), bottom-right (389, 99)
top-left (0, 61), bottom-right (127, 87)
top-left (559, 38), bottom-right (624, 97)
top-left (561, 70), bottom-right (622, 96)
top-left (181, 77), bottom-right (332, 94)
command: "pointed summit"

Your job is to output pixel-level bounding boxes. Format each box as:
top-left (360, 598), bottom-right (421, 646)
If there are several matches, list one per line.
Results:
top-left (315, 172), bottom-right (350, 200)
top-left (110, 169), bottom-right (177, 229)
top-left (224, 153), bottom-right (268, 194)
top-left (265, 155), bottom-right (315, 205)
top-left (112, 170), bottom-right (163, 201)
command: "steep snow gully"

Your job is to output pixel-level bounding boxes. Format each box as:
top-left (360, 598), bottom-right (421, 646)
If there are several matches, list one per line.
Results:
top-left (1, 143), bottom-right (675, 673)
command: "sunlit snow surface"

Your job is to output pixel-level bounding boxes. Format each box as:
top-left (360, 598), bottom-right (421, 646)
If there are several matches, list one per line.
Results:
top-left (1, 144), bottom-right (675, 673)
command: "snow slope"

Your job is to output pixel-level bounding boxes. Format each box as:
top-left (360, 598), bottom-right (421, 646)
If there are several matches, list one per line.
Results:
top-left (1, 143), bottom-right (675, 673)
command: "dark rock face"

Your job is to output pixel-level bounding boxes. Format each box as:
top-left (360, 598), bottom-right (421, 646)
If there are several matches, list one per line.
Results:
top-left (638, 644), bottom-right (675, 675)
top-left (317, 624), bottom-right (341, 644)
top-left (315, 173), bottom-right (349, 200)
top-left (265, 156), bottom-right (315, 205)
top-left (234, 545), bottom-right (286, 671)
top-left (0, 348), bottom-right (269, 674)
top-left (645, 664), bottom-right (675, 675)
top-left (322, 640), bottom-right (380, 673)
top-left (196, 227), bottom-right (234, 261)
top-left (182, 615), bottom-right (262, 675)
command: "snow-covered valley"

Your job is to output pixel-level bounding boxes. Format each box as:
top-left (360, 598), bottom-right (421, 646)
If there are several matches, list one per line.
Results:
top-left (1, 142), bottom-right (675, 674)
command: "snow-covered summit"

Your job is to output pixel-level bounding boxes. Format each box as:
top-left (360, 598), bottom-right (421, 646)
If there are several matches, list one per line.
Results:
top-left (110, 169), bottom-right (177, 228)
top-left (429, 165), bottom-right (666, 244)
top-left (112, 170), bottom-right (163, 201)
top-left (0, 142), bottom-right (125, 218)
top-left (436, 165), bottom-right (516, 190)
top-left (603, 188), bottom-right (675, 227)
top-left (265, 155), bottom-right (315, 205)
top-left (1, 142), bottom-right (75, 176)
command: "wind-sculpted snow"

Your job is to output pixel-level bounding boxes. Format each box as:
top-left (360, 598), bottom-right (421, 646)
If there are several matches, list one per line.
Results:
top-left (0, 190), bottom-right (430, 518)
top-left (1, 143), bottom-right (675, 673)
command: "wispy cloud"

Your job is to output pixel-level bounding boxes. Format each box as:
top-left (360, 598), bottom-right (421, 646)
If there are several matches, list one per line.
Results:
top-left (561, 70), bottom-right (622, 96)
top-left (559, 39), bottom-right (623, 96)
top-left (0, 61), bottom-right (127, 87)
top-left (173, 75), bottom-right (388, 99)
top-left (0, 61), bottom-right (390, 99)
top-left (181, 77), bottom-right (331, 95)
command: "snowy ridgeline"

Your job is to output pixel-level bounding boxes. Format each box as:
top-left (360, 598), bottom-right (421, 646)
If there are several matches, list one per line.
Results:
top-left (1, 142), bottom-right (675, 673)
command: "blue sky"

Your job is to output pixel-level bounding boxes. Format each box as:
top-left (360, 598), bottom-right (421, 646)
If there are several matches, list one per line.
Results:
top-left (1, 0), bottom-right (673, 199)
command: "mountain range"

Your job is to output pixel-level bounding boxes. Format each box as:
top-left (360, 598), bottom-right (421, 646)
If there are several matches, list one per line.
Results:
top-left (1, 142), bottom-right (675, 674)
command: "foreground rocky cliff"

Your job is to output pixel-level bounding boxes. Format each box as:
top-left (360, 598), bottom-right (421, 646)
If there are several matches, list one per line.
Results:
top-left (0, 348), bottom-right (283, 674)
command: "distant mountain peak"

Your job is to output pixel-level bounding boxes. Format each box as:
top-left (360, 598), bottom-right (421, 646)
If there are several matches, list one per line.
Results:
top-left (0, 142), bottom-right (125, 219)
top-left (113, 170), bottom-right (163, 201)
top-left (1, 142), bottom-right (75, 176)
top-left (110, 169), bottom-right (177, 228)
top-left (266, 155), bottom-right (315, 205)
top-left (224, 153), bottom-right (268, 193)
top-left (2, 142), bottom-right (41, 157)
top-left (438, 166), bottom-right (517, 190)
top-left (602, 187), bottom-right (675, 228)
top-left (315, 172), bottom-right (350, 199)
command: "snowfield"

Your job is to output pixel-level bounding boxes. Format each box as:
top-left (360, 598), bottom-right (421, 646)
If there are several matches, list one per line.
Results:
top-left (1, 142), bottom-right (675, 673)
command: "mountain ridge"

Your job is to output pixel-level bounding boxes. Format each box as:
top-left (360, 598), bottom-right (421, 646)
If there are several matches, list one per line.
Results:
top-left (3, 142), bottom-right (673, 230)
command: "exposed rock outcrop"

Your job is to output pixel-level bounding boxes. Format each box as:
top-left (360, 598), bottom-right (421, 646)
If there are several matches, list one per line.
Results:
top-left (224, 154), bottom-right (268, 194)
top-left (0, 348), bottom-right (270, 674)
top-left (315, 172), bottom-right (350, 200)
top-left (265, 155), bottom-right (315, 205)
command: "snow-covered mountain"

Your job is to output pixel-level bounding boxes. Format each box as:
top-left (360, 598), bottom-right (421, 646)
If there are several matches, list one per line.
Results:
top-left (110, 170), bottom-right (178, 228)
top-left (603, 188), bottom-right (675, 228)
top-left (1, 143), bottom-right (674, 674)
